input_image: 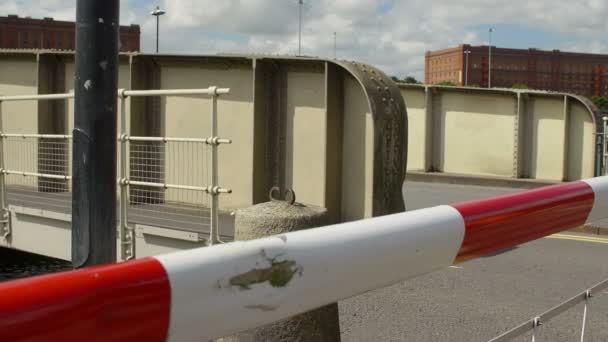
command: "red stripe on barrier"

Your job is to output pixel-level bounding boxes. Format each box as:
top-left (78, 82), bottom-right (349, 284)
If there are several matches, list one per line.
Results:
top-left (0, 257), bottom-right (171, 342)
top-left (452, 181), bottom-right (595, 263)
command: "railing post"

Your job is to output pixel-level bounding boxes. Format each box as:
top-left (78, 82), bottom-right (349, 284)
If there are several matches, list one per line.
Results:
top-left (601, 116), bottom-right (608, 175)
top-left (0, 101), bottom-right (9, 242)
top-left (209, 86), bottom-right (220, 245)
top-left (579, 290), bottom-right (591, 342)
top-left (118, 90), bottom-right (134, 260)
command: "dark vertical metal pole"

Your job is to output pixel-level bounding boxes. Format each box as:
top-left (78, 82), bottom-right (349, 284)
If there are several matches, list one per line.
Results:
top-left (156, 15), bottom-right (159, 53)
top-left (72, 0), bottom-right (119, 268)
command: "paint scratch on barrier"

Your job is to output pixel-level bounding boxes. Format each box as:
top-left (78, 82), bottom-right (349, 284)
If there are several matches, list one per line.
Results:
top-left (229, 259), bottom-right (302, 290)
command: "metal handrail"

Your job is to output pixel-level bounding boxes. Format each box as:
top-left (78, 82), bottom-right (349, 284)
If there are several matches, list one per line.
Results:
top-left (0, 87), bottom-right (232, 259)
top-left (0, 87), bottom-right (229, 102)
top-left (0, 134), bottom-right (72, 139)
top-left (122, 87), bottom-right (229, 97)
top-left (604, 117), bottom-right (608, 176)
top-left (116, 87), bottom-right (232, 260)
top-left (0, 93), bottom-right (74, 101)
top-left (1, 170), bottom-right (72, 180)
top-left (489, 277), bottom-right (608, 341)
top-left (125, 136), bottom-right (231, 145)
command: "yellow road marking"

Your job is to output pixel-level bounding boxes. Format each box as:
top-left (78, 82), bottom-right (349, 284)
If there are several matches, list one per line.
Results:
top-left (547, 234), bottom-right (608, 244)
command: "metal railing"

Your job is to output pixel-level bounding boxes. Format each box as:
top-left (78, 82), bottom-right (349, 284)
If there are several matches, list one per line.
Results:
top-left (118, 86), bottom-right (231, 259)
top-left (2, 134), bottom-right (72, 214)
top-left (489, 277), bottom-right (608, 341)
top-left (0, 93), bottom-right (75, 242)
top-left (603, 117), bottom-right (607, 176)
top-left (0, 87), bottom-right (232, 258)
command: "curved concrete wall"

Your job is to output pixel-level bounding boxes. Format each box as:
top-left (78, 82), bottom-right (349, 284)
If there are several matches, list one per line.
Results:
top-left (401, 84), bottom-right (597, 181)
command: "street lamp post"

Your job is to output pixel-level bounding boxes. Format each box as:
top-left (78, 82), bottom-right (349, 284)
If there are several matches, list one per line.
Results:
top-left (298, 0), bottom-right (304, 56)
top-left (151, 6), bottom-right (166, 53)
top-left (488, 27), bottom-right (494, 88)
top-left (333, 31), bottom-right (337, 59)
top-left (464, 50), bottom-right (471, 86)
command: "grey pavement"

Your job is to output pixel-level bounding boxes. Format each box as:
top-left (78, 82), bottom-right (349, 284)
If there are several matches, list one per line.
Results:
top-left (402, 181), bottom-right (519, 210)
top-left (338, 181), bottom-right (608, 341)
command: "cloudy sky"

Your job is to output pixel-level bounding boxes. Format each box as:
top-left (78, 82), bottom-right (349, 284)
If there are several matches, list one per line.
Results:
top-left (2, 0), bottom-right (608, 79)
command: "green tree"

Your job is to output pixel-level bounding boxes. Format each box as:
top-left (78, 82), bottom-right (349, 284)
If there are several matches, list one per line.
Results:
top-left (511, 83), bottom-right (529, 89)
top-left (590, 96), bottom-right (608, 111)
top-left (436, 80), bottom-right (456, 86)
top-left (403, 76), bottom-right (420, 84)
top-left (391, 76), bottom-right (400, 82)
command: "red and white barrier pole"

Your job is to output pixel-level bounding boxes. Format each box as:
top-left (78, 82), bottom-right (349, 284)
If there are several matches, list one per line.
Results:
top-left (1, 177), bottom-right (607, 341)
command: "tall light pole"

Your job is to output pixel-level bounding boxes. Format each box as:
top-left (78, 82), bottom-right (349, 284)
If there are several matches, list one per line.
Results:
top-left (488, 27), bottom-right (494, 88)
top-left (464, 50), bottom-right (471, 86)
top-left (333, 31), bottom-right (337, 59)
top-left (151, 6), bottom-right (165, 53)
top-left (298, 0), bottom-right (304, 55)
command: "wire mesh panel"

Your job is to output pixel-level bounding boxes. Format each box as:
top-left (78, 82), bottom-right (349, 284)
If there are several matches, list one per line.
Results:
top-left (0, 87), bottom-right (232, 260)
top-left (127, 140), bottom-right (212, 231)
top-left (3, 136), bottom-right (72, 213)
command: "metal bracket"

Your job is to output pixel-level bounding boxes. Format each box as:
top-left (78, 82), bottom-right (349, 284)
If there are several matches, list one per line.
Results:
top-left (0, 207), bottom-right (10, 244)
top-left (269, 186), bottom-right (296, 205)
top-left (120, 224), bottom-right (135, 261)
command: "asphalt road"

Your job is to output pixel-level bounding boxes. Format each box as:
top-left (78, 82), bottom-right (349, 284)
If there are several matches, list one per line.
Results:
top-left (339, 181), bottom-right (608, 341)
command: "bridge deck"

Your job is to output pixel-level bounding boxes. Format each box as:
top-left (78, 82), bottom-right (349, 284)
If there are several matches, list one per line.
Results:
top-left (6, 185), bottom-right (235, 241)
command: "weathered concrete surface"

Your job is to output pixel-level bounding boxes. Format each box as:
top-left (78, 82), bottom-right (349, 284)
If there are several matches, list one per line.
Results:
top-left (234, 201), bottom-right (328, 240)
top-left (224, 200), bottom-right (341, 342)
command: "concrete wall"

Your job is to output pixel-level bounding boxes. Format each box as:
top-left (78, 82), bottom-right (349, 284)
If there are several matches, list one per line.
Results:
top-left (568, 101), bottom-right (595, 180)
top-left (401, 84), bottom-right (597, 181)
top-left (159, 63), bottom-right (254, 209)
top-left (401, 87), bottom-right (426, 171)
top-left (285, 70), bottom-right (326, 207)
top-left (0, 56), bottom-right (39, 187)
top-left (440, 92), bottom-right (515, 177)
top-left (0, 57), bottom-right (38, 133)
top-left (341, 75), bottom-right (374, 221)
top-left (528, 97), bottom-right (564, 180)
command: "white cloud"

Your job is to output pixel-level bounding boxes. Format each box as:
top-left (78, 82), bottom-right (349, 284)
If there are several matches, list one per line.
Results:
top-left (4, 0), bottom-right (608, 80)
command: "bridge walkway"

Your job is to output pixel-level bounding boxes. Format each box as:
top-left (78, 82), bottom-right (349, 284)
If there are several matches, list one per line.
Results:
top-left (6, 185), bottom-right (235, 242)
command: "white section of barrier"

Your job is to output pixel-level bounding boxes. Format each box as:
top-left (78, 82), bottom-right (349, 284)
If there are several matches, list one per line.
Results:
top-left (583, 177), bottom-right (608, 222)
top-left (156, 205), bottom-right (465, 341)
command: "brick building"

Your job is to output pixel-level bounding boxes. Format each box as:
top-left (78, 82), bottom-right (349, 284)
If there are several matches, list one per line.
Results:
top-left (425, 44), bottom-right (608, 96)
top-left (0, 15), bottom-right (140, 52)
